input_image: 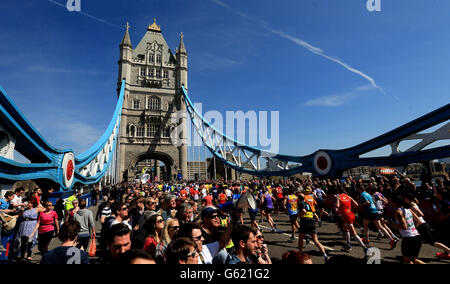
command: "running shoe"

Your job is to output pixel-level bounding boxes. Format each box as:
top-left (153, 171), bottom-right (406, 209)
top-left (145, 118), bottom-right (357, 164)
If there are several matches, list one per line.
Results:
top-left (376, 232), bottom-right (383, 240)
top-left (270, 228), bottom-right (276, 233)
top-left (305, 235), bottom-right (311, 245)
top-left (436, 252), bottom-right (450, 259)
top-left (390, 238), bottom-right (398, 250)
top-left (343, 244), bottom-right (352, 252)
top-left (290, 235), bottom-right (296, 240)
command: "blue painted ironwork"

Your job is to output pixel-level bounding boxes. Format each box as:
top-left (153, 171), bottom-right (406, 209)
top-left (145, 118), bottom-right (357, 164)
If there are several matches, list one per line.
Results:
top-left (181, 86), bottom-right (449, 177)
top-left (0, 80), bottom-right (125, 190)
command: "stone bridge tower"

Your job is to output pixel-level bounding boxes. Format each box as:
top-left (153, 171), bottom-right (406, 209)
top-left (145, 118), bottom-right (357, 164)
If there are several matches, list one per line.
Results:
top-left (117, 19), bottom-right (188, 181)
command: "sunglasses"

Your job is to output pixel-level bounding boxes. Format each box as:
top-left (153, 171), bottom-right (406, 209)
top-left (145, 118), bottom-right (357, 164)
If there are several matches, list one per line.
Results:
top-left (121, 207), bottom-right (129, 211)
top-left (192, 235), bottom-right (202, 241)
top-left (185, 250), bottom-right (198, 259)
top-left (208, 214), bottom-right (219, 219)
top-left (156, 219), bottom-right (164, 223)
top-left (169, 225), bottom-right (180, 230)
top-left (256, 235), bottom-right (264, 239)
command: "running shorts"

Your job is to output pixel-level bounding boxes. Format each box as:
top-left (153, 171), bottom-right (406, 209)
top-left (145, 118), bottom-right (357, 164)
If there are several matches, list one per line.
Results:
top-left (417, 223), bottom-right (435, 245)
top-left (263, 207), bottom-right (273, 214)
top-left (364, 212), bottom-right (381, 221)
top-left (249, 210), bottom-right (258, 222)
top-left (299, 219), bottom-right (317, 235)
top-left (289, 214), bottom-right (298, 223)
top-left (341, 212), bottom-right (355, 225)
top-left (401, 235), bottom-right (422, 258)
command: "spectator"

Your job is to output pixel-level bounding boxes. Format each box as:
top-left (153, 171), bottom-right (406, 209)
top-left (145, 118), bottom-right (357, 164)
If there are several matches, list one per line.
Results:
top-left (175, 203), bottom-right (193, 226)
top-left (129, 196), bottom-right (145, 231)
top-left (200, 207), bottom-right (221, 244)
top-left (30, 201), bottom-right (59, 254)
top-left (72, 199), bottom-right (95, 251)
top-left (110, 201), bottom-right (132, 230)
top-left (155, 218), bottom-right (179, 264)
top-left (40, 220), bottom-right (89, 264)
top-left (143, 214), bottom-right (164, 256)
top-left (165, 237), bottom-right (198, 264)
top-left (98, 197), bottom-right (114, 224)
top-left (100, 223), bottom-right (132, 264)
top-left (14, 198), bottom-right (44, 261)
top-left (66, 199), bottom-right (80, 221)
top-left (161, 194), bottom-right (177, 221)
top-left (11, 187), bottom-right (26, 212)
top-left (226, 224), bottom-right (258, 264)
top-left (176, 222), bottom-right (232, 264)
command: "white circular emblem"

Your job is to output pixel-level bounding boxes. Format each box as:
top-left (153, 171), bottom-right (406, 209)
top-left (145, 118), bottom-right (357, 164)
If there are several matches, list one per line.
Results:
top-left (62, 152), bottom-right (75, 188)
top-left (313, 151), bottom-right (332, 176)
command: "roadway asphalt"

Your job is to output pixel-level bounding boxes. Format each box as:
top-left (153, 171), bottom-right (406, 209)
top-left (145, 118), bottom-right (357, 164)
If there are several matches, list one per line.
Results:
top-left (24, 205), bottom-right (450, 265)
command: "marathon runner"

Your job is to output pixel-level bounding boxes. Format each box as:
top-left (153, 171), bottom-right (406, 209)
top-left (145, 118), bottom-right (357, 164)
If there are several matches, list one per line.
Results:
top-left (358, 185), bottom-right (398, 249)
top-left (283, 188), bottom-right (300, 240)
top-left (336, 187), bottom-right (368, 253)
top-left (298, 193), bottom-right (329, 261)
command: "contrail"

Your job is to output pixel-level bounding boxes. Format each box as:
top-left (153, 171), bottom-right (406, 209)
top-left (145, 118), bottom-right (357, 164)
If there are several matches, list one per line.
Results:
top-left (210, 0), bottom-right (385, 93)
top-left (47, 0), bottom-right (121, 29)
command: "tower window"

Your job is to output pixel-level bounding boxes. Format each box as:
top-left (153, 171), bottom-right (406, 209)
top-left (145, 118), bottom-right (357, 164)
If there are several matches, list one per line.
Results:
top-left (156, 54), bottom-right (162, 63)
top-left (136, 127), bottom-right (145, 137)
top-left (148, 124), bottom-right (160, 137)
top-left (148, 97), bottom-right (161, 111)
top-left (140, 68), bottom-right (146, 76)
top-left (149, 68), bottom-right (154, 77)
top-left (133, 99), bottom-right (140, 109)
top-left (156, 69), bottom-right (161, 78)
top-left (149, 54), bottom-right (154, 63)
top-left (164, 70), bottom-right (169, 79)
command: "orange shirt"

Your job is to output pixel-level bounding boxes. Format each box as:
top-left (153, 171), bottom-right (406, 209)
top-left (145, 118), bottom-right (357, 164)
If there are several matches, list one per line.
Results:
top-left (304, 194), bottom-right (317, 213)
top-left (180, 189), bottom-right (187, 200)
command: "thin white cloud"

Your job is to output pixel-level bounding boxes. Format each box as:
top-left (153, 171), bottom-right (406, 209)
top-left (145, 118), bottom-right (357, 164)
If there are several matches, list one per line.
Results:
top-left (304, 85), bottom-right (374, 107)
top-left (210, 0), bottom-right (385, 94)
top-left (304, 93), bottom-right (355, 107)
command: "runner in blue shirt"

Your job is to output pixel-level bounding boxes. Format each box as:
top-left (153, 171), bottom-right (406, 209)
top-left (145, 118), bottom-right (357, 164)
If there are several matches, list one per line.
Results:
top-left (358, 185), bottom-right (398, 249)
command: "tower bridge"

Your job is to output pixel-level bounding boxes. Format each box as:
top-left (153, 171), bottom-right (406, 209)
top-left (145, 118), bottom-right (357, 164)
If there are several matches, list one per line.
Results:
top-left (0, 20), bottom-right (449, 194)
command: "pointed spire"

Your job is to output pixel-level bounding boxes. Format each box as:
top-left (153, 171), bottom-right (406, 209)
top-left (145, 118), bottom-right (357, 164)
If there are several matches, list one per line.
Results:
top-left (120, 22), bottom-right (132, 48)
top-left (178, 32), bottom-right (187, 55)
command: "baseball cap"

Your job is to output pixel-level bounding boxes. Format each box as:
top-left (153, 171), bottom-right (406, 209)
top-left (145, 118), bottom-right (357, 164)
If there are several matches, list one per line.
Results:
top-left (201, 206), bottom-right (219, 220)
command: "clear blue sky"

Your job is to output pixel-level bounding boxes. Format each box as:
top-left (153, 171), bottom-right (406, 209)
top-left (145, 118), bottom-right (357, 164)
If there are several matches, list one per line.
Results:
top-left (1, 0), bottom-right (449, 161)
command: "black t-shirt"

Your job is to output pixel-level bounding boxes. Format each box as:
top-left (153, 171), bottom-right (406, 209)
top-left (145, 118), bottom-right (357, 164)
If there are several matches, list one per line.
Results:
top-left (40, 246), bottom-right (89, 264)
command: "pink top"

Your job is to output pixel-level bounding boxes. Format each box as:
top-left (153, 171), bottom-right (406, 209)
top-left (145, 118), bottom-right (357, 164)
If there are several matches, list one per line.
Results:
top-left (38, 211), bottom-right (58, 234)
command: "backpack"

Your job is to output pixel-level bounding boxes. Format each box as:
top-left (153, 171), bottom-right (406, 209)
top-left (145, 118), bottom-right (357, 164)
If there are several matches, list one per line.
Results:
top-left (0, 213), bottom-right (17, 233)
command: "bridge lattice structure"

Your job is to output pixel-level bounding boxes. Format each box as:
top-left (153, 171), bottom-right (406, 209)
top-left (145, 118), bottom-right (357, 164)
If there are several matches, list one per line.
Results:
top-left (0, 80), bottom-right (449, 191)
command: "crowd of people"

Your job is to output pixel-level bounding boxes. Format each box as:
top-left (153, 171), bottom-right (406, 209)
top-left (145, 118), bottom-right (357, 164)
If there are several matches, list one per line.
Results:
top-left (0, 170), bottom-right (449, 264)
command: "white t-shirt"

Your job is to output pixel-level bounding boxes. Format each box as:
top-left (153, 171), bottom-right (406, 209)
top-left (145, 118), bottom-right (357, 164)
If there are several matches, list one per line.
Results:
top-left (199, 241), bottom-right (220, 264)
top-left (12, 195), bottom-right (22, 206)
